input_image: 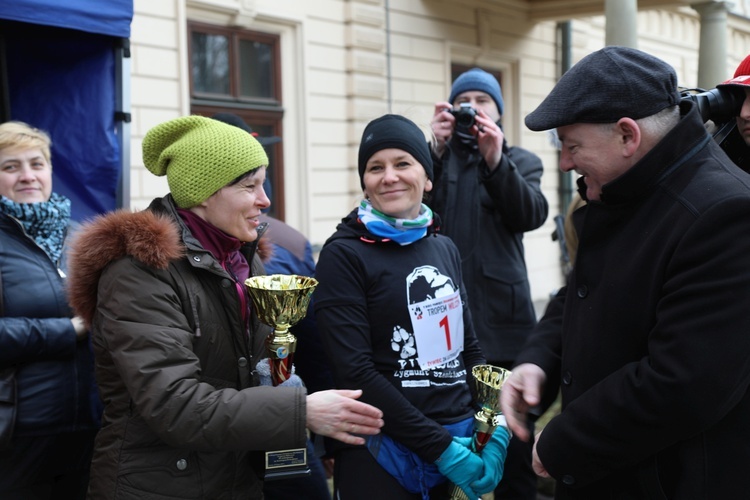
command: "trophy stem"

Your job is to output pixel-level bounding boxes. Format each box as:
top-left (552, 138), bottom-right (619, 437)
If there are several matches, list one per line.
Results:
top-left (471, 410), bottom-right (498, 453)
top-left (266, 330), bottom-right (297, 386)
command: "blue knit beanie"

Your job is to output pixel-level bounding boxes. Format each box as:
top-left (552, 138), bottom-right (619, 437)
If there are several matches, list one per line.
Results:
top-left (448, 68), bottom-right (504, 115)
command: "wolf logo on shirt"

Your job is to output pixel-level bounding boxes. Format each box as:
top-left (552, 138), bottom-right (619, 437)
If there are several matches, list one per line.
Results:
top-left (391, 265), bottom-right (457, 360)
top-left (407, 266), bottom-right (456, 303)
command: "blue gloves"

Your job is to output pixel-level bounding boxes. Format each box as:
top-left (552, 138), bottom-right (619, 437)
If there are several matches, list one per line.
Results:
top-left (455, 426), bottom-right (511, 495)
top-left (435, 439), bottom-right (483, 499)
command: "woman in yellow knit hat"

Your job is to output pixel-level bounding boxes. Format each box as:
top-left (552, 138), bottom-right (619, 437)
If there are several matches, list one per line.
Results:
top-left (65, 115), bottom-right (384, 499)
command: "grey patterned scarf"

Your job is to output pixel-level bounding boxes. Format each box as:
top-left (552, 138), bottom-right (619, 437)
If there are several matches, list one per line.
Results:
top-left (0, 192), bottom-right (71, 263)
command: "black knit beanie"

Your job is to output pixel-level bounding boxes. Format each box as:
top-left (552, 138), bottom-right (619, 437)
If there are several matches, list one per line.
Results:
top-left (357, 114), bottom-right (433, 190)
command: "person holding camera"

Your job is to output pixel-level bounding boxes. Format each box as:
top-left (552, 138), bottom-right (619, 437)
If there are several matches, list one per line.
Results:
top-left (717, 54), bottom-right (750, 147)
top-left (429, 68), bottom-right (548, 500)
top-left (501, 46), bottom-right (750, 499)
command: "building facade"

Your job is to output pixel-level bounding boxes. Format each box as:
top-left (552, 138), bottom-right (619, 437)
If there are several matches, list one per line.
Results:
top-left (127, 0), bottom-right (750, 306)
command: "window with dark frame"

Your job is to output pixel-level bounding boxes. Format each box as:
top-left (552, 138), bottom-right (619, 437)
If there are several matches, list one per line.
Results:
top-left (188, 22), bottom-right (285, 220)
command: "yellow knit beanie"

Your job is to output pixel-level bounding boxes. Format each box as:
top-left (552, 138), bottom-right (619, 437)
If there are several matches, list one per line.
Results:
top-left (142, 115), bottom-right (268, 208)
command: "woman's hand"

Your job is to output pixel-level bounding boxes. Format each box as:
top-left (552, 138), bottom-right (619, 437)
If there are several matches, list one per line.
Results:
top-left (306, 389), bottom-right (384, 445)
top-left (71, 316), bottom-right (88, 341)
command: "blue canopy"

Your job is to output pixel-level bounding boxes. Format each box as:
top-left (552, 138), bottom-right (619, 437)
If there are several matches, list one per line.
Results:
top-left (0, 1), bottom-right (133, 221)
top-left (0, 0), bottom-right (131, 38)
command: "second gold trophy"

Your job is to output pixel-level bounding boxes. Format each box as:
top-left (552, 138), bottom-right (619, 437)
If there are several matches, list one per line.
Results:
top-left (449, 364), bottom-right (512, 500)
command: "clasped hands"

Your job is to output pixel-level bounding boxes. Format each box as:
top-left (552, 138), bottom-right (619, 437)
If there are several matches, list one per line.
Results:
top-left (435, 427), bottom-right (511, 499)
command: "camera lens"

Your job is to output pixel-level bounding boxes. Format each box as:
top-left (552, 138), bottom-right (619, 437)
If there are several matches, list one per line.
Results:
top-left (681, 87), bottom-right (744, 124)
top-left (456, 112), bottom-right (475, 128)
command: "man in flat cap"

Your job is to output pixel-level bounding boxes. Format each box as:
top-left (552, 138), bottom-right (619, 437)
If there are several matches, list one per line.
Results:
top-left (501, 46), bottom-right (750, 499)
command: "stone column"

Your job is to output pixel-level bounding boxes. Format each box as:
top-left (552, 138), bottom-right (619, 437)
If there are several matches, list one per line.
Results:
top-left (605, 0), bottom-right (638, 48)
top-left (692, 1), bottom-right (731, 89)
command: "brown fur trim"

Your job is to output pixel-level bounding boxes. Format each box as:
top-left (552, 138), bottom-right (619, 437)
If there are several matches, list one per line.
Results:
top-left (67, 210), bottom-right (184, 328)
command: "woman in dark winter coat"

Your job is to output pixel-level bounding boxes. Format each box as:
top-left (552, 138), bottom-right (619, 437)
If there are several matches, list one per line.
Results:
top-left (314, 114), bottom-right (510, 500)
top-left (66, 115), bottom-right (383, 500)
top-left (0, 121), bottom-right (101, 499)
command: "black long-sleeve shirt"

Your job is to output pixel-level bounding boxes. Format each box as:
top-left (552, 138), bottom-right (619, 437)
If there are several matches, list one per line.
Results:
top-left (314, 209), bottom-right (485, 463)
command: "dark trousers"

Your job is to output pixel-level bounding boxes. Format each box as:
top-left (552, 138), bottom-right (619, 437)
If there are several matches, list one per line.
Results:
top-left (334, 447), bottom-right (453, 500)
top-left (0, 430), bottom-right (97, 500)
top-left (494, 433), bottom-right (538, 499)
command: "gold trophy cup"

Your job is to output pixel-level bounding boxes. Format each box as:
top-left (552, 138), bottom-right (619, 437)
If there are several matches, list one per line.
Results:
top-left (449, 364), bottom-right (512, 500)
top-left (244, 274), bottom-right (318, 386)
top-left (244, 274), bottom-right (318, 480)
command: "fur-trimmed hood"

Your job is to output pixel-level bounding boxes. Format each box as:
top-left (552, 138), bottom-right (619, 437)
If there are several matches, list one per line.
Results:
top-left (67, 208), bottom-right (272, 328)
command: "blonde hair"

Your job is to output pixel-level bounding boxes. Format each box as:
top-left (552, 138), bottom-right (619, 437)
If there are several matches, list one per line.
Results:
top-left (0, 121), bottom-right (52, 166)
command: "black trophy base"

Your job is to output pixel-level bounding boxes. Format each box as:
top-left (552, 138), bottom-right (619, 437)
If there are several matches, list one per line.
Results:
top-left (264, 447), bottom-right (311, 481)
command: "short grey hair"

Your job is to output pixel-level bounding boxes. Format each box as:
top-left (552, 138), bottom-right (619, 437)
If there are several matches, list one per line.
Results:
top-left (636, 105), bottom-right (681, 141)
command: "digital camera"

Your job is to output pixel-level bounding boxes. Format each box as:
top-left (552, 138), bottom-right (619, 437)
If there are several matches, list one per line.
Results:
top-left (680, 86), bottom-right (744, 125)
top-left (681, 86), bottom-right (748, 171)
top-left (450, 102), bottom-right (478, 135)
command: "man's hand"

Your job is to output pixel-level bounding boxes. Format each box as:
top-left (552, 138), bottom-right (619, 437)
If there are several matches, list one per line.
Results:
top-left (473, 109), bottom-right (505, 170)
top-left (532, 430), bottom-right (550, 478)
top-left (430, 101), bottom-right (455, 156)
top-left (500, 363), bottom-right (546, 441)
top-left (306, 389), bottom-right (384, 445)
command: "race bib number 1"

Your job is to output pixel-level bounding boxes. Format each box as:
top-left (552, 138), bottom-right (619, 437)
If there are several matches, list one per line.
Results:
top-left (408, 289), bottom-right (464, 370)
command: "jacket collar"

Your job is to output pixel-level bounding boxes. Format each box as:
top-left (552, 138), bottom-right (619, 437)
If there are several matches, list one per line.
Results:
top-left (147, 195), bottom-right (271, 267)
top-left (177, 208), bottom-right (242, 264)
